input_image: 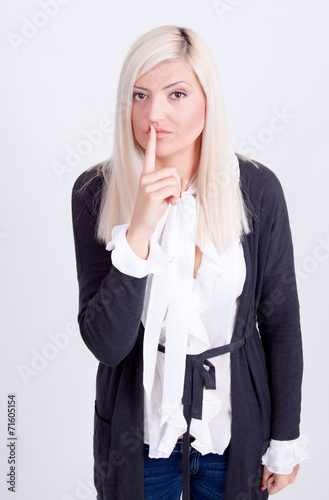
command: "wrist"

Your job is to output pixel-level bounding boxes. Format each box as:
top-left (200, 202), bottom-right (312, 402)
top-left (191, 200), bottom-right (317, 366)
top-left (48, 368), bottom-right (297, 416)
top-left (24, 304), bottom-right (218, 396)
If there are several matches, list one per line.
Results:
top-left (126, 227), bottom-right (150, 260)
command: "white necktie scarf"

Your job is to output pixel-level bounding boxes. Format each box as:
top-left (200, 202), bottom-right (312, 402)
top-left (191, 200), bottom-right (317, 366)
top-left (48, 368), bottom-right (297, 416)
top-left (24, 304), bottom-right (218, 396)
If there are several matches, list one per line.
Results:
top-left (142, 153), bottom-right (240, 430)
top-left (142, 180), bottom-right (198, 427)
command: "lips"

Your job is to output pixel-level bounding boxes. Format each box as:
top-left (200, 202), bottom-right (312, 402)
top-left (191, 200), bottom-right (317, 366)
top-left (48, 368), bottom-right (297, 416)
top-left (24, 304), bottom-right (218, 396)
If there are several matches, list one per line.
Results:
top-left (146, 127), bottom-right (171, 135)
top-left (155, 128), bottom-right (171, 133)
top-left (150, 128), bottom-right (172, 139)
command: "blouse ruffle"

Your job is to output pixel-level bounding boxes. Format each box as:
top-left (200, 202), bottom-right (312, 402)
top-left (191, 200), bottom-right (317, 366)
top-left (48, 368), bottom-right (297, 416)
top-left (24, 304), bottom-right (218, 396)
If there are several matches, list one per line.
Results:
top-left (261, 435), bottom-right (309, 474)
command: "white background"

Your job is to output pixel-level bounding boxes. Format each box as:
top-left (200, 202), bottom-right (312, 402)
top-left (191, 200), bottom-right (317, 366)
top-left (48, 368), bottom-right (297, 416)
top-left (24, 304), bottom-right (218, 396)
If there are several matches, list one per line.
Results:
top-left (1, 1), bottom-right (328, 499)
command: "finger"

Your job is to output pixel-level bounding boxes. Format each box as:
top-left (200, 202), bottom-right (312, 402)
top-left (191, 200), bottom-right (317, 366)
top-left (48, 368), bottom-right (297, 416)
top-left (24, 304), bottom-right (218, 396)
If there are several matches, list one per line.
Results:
top-left (270, 474), bottom-right (291, 495)
top-left (149, 185), bottom-right (182, 205)
top-left (268, 482), bottom-right (281, 495)
top-left (144, 174), bottom-right (181, 195)
top-left (262, 466), bottom-right (272, 488)
top-left (143, 166), bottom-right (181, 187)
top-left (261, 467), bottom-right (273, 492)
top-left (154, 172), bottom-right (183, 206)
top-left (169, 177), bottom-right (190, 206)
top-left (143, 125), bottom-right (156, 174)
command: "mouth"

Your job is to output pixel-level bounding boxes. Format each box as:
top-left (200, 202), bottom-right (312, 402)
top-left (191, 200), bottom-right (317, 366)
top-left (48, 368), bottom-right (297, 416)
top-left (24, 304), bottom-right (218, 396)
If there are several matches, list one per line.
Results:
top-left (147, 128), bottom-right (172, 138)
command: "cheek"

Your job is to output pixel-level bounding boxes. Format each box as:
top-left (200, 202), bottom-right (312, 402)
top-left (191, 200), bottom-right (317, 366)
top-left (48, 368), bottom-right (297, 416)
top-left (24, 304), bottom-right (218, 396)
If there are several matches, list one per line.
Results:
top-left (183, 101), bottom-right (205, 136)
top-left (194, 99), bottom-right (206, 125)
top-left (131, 110), bottom-right (144, 145)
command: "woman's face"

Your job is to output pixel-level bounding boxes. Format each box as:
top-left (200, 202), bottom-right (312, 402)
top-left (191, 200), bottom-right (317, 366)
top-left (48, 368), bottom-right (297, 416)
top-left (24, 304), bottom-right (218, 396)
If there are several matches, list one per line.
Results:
top-left (131, 60), bottom-right (206, 163)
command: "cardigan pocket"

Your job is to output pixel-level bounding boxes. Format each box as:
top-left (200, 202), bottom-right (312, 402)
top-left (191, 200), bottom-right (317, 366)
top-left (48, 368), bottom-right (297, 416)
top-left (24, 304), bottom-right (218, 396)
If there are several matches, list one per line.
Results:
top-left (93, 400), bottom-right (112, 494)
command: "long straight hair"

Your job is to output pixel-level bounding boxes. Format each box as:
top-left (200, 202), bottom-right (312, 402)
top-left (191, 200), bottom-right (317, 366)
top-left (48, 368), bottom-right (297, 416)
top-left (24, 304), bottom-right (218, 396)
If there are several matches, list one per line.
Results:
top-left (95, 25), bottom-right (250, 252)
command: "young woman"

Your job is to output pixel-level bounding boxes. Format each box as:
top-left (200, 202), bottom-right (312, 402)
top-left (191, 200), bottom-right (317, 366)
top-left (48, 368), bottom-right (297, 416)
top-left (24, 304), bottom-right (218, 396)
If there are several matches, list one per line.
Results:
top-left (71, 25), bottom-right (308, 500)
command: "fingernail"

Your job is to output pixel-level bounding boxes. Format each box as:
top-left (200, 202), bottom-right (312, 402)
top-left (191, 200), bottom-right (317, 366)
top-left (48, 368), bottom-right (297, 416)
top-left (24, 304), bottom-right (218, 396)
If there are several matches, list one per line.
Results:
top-left (260, 484), bottom-right (265, 491)
top-left (179, 192), bottom-right (181, 198)
top-left (148, 125), bottom-right (151, 133)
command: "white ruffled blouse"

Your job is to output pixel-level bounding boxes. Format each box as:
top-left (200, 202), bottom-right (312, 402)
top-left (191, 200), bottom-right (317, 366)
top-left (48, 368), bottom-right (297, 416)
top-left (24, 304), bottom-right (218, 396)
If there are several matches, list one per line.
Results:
top-left (106, 168), bottom-right (308, 475)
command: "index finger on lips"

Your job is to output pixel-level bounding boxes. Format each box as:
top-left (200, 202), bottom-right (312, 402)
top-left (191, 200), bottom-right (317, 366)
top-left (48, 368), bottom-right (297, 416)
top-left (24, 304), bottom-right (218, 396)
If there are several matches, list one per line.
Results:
top-left (143, 125), bottom-right (156, 174)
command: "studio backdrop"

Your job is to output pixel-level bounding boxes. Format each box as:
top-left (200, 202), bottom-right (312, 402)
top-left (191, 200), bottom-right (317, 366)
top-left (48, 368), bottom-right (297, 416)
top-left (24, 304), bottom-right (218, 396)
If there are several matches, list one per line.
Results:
top-left (1, 1), bottom-right (328, 499)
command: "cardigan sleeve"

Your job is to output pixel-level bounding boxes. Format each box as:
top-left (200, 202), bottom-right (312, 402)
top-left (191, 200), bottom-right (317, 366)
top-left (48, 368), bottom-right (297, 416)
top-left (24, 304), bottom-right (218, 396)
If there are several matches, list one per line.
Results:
top-left (255, 167), bottom-right (304, 442)
top-left (71, 171), bottom-right (148, 367)
top-left (106, 222), bottom-right (174, 278)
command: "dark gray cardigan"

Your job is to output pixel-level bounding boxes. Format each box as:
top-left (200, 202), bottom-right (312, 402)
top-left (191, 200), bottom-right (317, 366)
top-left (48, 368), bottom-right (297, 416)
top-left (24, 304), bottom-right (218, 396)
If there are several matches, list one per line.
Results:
top-left (71, 158), bottom-right (303, 500)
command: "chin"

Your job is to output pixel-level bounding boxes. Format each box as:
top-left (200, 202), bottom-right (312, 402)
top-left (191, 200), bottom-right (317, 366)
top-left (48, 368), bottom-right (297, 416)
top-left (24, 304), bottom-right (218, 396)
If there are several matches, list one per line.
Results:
top-left (154, 148), bottom-right (177, 158)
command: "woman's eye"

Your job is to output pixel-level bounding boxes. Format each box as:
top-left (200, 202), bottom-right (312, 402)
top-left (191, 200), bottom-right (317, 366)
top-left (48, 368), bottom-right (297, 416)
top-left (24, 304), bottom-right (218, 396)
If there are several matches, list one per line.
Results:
top-left (133, 93), bottom-right (147, 101)
top-left (171, 91), bottom-right (186, 99)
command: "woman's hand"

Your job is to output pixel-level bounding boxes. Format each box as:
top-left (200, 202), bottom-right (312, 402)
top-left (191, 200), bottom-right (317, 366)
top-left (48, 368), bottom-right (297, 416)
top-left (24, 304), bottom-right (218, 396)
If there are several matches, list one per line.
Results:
top-left (127, 125), bottom-right (188, 258)
top-left (261, 464), bottom-right (300, 495)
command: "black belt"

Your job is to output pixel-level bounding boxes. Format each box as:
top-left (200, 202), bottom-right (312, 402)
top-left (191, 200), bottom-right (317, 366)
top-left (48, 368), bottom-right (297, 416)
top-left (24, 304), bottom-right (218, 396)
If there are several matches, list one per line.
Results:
top-left (158, 337), bottom-right (246, 499)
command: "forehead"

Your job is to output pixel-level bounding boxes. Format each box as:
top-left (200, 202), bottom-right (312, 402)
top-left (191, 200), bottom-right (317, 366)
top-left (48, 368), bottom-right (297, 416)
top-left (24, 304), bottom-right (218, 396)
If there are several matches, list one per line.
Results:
top-left (134, 60), bottom-right (199, 88)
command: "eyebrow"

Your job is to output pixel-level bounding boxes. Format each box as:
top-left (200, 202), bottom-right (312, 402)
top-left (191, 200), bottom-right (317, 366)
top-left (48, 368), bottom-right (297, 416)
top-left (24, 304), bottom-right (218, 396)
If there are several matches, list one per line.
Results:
top-left (133, 80), bottom-right (192, 91)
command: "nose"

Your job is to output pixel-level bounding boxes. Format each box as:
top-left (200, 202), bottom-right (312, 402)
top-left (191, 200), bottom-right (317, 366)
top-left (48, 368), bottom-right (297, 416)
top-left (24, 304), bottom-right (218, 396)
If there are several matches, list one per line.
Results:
top-left (147, 95), bottom-right (166, 123)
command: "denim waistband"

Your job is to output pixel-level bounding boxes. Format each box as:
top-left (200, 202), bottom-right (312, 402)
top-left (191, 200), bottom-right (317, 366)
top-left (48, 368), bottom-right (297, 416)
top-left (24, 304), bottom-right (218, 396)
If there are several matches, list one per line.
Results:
top-left (144, 440), bottom-right (230, 457)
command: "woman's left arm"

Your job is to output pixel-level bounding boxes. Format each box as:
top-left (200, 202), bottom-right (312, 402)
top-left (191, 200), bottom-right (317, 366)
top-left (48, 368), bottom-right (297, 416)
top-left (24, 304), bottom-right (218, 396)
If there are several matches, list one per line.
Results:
top-left (257, 170), bottom-right (303, 440)
top-left (255, 166), bottom-right (307, 492)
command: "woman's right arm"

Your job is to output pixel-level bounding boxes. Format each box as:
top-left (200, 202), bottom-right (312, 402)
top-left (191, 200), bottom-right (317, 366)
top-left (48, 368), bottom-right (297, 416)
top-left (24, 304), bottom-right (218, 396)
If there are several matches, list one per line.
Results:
top-left (71, 173), bottom-right (149, 367)
top-left (72, 127), bottom-right (185, 366)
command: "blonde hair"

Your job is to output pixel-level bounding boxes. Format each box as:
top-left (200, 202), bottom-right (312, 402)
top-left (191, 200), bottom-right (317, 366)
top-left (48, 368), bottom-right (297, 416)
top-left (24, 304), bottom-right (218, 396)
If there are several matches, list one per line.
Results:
top-left (95, 25), bottom-right (250, 252)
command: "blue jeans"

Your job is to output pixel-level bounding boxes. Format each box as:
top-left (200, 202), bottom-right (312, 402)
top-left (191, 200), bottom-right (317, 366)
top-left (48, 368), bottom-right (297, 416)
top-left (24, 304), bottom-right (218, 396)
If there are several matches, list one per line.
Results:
top-left (144, 441), bottom-right (228, 499)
